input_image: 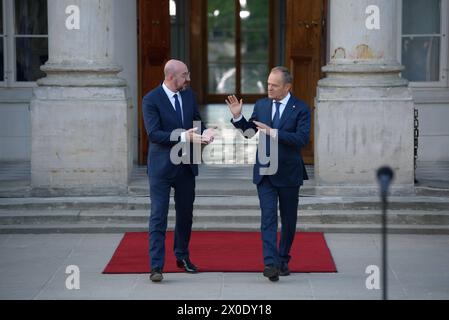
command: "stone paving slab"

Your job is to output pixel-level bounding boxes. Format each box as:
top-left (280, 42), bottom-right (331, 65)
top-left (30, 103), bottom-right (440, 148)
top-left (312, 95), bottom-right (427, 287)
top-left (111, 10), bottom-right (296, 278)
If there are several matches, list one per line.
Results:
top-left (0, 233), bottom-right (448, 300)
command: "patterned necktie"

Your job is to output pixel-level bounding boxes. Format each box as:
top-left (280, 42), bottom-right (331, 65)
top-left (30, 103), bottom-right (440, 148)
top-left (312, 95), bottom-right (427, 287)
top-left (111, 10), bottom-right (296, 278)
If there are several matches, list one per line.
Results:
top-left (173, 93), bottom-right (183, 126)
top-left (272, 101), bottom-right (281, 129)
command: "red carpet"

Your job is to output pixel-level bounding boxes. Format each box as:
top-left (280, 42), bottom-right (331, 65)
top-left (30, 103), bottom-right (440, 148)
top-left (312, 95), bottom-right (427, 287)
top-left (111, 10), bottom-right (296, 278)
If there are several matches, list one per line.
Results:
top-left (103, 232), bottom-right (337, 273)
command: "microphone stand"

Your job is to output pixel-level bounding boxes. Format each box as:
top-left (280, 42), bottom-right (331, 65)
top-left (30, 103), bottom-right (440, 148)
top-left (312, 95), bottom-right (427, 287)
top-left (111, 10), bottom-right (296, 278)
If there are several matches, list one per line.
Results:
top-left (381, 187), bottom-right (388, 300)
top-left (377, 167), bottom-right (394, 301)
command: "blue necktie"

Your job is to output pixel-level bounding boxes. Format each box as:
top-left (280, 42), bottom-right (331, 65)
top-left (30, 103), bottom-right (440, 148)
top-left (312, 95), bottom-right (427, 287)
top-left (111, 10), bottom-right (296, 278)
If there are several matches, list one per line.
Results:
top-left (173, 93), bottom-right (183, 126)
top-left (265, 101), bottom-right (281, 158)
top-left (272, 101), bottom-right (281, 129)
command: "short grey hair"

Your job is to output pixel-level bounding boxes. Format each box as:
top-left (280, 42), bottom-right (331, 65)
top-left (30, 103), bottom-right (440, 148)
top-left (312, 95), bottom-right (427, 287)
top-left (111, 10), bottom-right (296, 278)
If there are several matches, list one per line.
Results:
top-left (271, 66), bottom-right (293, 84)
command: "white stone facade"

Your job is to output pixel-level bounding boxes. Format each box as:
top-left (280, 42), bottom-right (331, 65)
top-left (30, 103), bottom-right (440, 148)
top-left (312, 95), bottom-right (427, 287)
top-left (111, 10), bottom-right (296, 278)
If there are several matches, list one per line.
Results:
top-left (29, 0), bottom-right (133, 195)
top-left (315, 0), bottom-right (415, 192)
top-left (0, 0), bottom-right (448, 193)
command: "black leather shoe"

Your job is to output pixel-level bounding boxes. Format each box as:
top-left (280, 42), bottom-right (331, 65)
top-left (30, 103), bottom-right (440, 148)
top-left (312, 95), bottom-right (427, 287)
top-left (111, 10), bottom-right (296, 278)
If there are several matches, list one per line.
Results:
top-left (280, 263), bottom-right (290, 276)
top-left (263, 265), bottom-right (279, 282)
top-left (176, 258), bottom-right (198, 273)
top-left (150, 267), bottom-right (163, 282)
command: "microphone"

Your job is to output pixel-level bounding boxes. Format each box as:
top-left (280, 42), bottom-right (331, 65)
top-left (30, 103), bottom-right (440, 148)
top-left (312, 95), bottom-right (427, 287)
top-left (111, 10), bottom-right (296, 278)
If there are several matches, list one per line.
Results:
top-left (377, 166), bottom-right (394, 199)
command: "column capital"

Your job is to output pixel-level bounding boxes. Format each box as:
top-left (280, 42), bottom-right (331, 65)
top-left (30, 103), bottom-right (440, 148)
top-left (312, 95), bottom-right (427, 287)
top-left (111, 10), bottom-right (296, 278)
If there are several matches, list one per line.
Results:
top-left (39, 0), bottom-right (125, 87)
top-left (321, 0), bottom-right (407, 87)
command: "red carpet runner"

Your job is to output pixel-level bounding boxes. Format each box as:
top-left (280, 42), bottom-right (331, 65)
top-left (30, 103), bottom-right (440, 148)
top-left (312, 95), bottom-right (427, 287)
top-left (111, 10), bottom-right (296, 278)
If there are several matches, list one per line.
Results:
top-left (103, 232), bottom-right (337, 273)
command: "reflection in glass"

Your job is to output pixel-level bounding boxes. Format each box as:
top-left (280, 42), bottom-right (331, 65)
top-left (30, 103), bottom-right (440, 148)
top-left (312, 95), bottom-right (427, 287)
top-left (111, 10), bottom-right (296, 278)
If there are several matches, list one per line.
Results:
top-left (0, 41), bottom-right (3, 81)
top-left (241, 0), bottom-right (269, 94)
top-left (208, 0), bottom-right (236, 94)
top-left (170, 0), bottom-right (176, 17)
top-left (207, 0), bottom-right (269, 95)
top-left (1, 0), bottom-right (3, 34)
top-left (403, 0), bottom-right (440, 35)
top-left (1, 0), bottom-right (3, 81)
top-left (208, 64), bottom-right (236, 94)
top-left (16, 38), bottom-right (48, 81)
top-left (242, 64), bottom-right (268, 94)
top-left (15, 0), bottom-right (48, 35)
top-left (402, 36), bottom-right (440, 82)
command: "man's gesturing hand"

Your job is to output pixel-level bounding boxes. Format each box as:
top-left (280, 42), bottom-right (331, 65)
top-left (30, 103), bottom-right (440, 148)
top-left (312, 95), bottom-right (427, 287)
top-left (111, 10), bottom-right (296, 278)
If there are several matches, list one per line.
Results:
top-left (202, 128), bottom-right (217, 144)
top-left (253, 121), bottom-right (277, 138)
top-left (186, 127), bottom-right (209, 144)
top-left (225, 95), bottom-right (243, 118)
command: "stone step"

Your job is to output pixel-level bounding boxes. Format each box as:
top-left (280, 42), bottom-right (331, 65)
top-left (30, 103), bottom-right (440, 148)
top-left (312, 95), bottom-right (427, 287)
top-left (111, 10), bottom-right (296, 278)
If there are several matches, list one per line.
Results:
top-left (1, 209), bottom-right (449, 225)
top-left (130, 183), bottom-right (449, 197)
top-left (2, 183), bottom-right (449, 198)
top-left (1, 209), bottom-right (448, 237)
top-left (0, 196), bottom-right (448, 211)
top-left (1, 222), bottom-right (448, 235)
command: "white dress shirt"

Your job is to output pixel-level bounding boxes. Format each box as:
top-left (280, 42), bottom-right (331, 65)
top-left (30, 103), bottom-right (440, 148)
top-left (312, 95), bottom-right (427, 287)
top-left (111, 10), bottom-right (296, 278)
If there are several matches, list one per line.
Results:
top-left (162, 83), bottom-right (184, 122)
top-left (162, 83), bottom-right (187, 142)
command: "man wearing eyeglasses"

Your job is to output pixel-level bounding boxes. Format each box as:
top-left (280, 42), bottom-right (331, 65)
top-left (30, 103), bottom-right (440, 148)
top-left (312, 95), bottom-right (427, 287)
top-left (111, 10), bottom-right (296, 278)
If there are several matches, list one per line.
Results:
top-left (142, 59), bottom-right (215, 282)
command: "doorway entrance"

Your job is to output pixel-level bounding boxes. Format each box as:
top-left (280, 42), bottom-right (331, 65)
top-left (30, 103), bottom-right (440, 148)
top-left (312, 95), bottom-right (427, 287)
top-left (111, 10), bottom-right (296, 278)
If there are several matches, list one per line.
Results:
top-left (137, 0), bottom-right (327, 165)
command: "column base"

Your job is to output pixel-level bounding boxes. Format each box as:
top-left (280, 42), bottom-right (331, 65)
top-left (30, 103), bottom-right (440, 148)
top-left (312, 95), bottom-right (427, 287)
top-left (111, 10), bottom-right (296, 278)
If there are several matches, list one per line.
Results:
top-left (315, 64), bottom-right (415, 187)
top-left (30, 86), bottom-right (133, 196)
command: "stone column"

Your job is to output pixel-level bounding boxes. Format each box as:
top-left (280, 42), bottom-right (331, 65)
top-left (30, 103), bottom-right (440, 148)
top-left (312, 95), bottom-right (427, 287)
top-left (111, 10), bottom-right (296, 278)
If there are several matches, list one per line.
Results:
top-left (315, 0), bottom-right (415, 194)
top-left (31, 0), bottom-right (133, 196)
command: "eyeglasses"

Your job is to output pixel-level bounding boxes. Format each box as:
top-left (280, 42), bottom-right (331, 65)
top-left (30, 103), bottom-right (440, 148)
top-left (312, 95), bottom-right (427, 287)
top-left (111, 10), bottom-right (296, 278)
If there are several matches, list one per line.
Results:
top-left (178, 72), bottom-right (190, 79)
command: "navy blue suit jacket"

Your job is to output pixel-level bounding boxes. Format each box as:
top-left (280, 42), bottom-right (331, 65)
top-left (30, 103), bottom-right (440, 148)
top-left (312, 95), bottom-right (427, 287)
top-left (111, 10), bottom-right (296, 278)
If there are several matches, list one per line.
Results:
top-left (232, 95), bottom-right (311, 187)
top-left (142, 86), bottom-right (206, 179)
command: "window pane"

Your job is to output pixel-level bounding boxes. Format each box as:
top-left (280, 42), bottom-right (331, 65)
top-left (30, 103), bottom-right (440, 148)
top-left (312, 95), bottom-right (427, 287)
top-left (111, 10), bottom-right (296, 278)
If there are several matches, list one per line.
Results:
top-left (241, 32), bottom-right (268, 94)
top-left (1, 1), bottom-right (4, 81)
top-left (15, 0), bottom-right (48, 35)
top-left (241, 31), bottom-right (269, 62)
top-left (240, 0), bottom-right (269, 32)
top-left (403, 0), bottom-right (441, 35)
top-left (0, 40), bottom-right (3, 81)
top-left (208, 63), bottom-right (235, 94)
top-left (208, 0), bottom-right (236, 94)
top-left (242, 63), bottom-right (268, 94)
top-left (170, 0), bottom-right (176, 18)
top-left (241, 0), bottom-right (269, 94)
top-left (16, 37), bottom-right (48, 81)
top-left (402, 36), bottom-right (440, 82)
top-left (0, 0), bottom-right (3, 34)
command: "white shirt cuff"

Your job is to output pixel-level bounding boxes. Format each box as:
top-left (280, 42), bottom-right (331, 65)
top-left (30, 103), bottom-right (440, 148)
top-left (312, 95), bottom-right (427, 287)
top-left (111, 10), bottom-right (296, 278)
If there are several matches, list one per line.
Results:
top-left (232, 114), bottom-right (243, 123)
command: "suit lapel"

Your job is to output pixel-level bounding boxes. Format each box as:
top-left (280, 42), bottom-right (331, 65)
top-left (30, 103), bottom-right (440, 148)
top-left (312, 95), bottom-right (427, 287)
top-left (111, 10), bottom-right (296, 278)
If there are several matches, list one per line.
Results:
top-left (262, 99), bottom-right (273, 126)
top-left (278, 96), bottom-right (296, 129)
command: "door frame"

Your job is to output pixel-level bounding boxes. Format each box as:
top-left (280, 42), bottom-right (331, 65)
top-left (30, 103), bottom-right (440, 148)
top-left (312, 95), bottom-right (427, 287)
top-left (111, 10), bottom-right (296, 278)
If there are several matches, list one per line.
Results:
top-left (284, 0), bottom-right (328, 164)
top-left (137, 0), bottom-right (171, 165)
top-left (138, 0), bottom-right (328, 165)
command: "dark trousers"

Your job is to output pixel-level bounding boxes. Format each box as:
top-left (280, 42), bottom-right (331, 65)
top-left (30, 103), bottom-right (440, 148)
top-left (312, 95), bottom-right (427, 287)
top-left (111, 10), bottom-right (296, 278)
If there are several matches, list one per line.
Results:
top-left (148, 165), bottom-right (195, 269)
top-left (257, 177), bottom-right (299, 267)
